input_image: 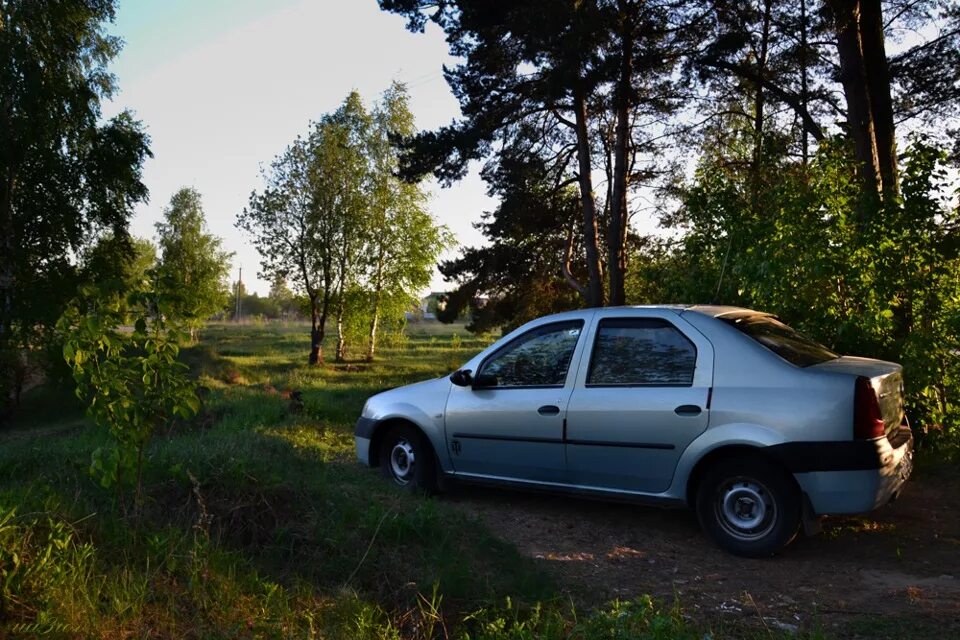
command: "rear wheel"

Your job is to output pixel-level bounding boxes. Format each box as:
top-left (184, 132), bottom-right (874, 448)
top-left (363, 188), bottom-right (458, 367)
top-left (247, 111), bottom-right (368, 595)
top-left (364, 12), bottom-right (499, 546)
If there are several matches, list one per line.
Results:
top-left (378, 424), bottom-right (437, 494)
top-left (696, 456), bottom-right (800, 557)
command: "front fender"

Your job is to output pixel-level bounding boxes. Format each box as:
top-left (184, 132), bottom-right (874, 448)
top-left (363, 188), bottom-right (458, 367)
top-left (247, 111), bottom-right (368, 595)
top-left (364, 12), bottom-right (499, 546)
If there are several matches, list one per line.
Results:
top-left (667, 423), bottom-right (789, 501)
top-left (357, 402), bottom-right (451, 470)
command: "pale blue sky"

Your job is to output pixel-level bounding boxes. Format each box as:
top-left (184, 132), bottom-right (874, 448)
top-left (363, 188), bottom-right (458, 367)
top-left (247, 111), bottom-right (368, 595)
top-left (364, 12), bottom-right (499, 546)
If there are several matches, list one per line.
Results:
top-left (103, 0), bottom-right (496, 295)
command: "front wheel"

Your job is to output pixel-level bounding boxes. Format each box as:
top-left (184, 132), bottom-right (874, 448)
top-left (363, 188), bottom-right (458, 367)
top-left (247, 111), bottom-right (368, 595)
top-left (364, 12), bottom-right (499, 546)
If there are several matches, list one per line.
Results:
top-left (696, 456), bottom-right (800, 557)
top-left (378, 425), bottom-right (437, 494)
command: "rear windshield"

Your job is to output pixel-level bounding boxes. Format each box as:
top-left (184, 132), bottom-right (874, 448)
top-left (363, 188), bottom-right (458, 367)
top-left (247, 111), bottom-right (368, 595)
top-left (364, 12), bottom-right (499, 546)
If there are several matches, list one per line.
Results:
top-left (720, 314), bottom-right (838, 367)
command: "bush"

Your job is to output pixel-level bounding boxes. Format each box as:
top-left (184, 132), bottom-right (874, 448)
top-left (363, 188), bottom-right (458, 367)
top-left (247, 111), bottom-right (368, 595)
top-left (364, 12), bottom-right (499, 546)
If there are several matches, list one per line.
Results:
top-left (650, 138), bottom-right (960, 457)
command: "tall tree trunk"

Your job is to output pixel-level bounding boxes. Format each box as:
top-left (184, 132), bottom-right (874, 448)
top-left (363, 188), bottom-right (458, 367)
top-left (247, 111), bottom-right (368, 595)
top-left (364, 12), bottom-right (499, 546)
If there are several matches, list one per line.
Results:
top-left (367, 253), bottom-right (384, 362)
top-left (799, 0), bottom-right (810, 166)
top-left (308, 293), bottom-right (322, 365)
top-left (334, 259), bottom-right (347, 362)
top-left (562, 225), bottom-right (587, 297)
top-left (859, 0), bottom-right (898, 200)
top-left (367, 306), bottom-right (380, 362)
top-left (831, 0), bottom-right (882, 200)
top-left (750, 0), bottom-right (773, 215)
top-left (317, 290), bottom-right (331, 365)
top-left (607, 4), bottom-right (633, 307)
top-left (0, 169), bottom-right (14, 343)
top-left (573, 86), bottom-right (605, 307)
top-left (367, 290), bottom-right (381, 362)
top-left (335, 299), bottom-right (346, 362)
top-left (312, 250), bottom-right (334, 366)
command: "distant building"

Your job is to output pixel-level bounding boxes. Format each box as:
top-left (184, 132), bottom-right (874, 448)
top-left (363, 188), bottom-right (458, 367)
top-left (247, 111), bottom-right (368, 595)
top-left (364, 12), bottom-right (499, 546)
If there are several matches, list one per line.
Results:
top-left (421, 291), bottom-right (448, 315)
top-left (406, 291), bottom-right (491, 323)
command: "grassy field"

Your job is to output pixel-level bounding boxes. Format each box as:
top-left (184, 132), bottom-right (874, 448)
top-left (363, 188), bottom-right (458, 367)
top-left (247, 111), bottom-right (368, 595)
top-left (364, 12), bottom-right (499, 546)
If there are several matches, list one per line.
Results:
top-left (0, 322), bottom-right (820, 639)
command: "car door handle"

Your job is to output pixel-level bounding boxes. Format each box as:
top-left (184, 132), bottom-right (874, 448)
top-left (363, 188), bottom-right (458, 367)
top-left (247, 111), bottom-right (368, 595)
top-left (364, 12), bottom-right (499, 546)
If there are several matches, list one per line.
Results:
top-left (537, 405), bottom-right (560, 416)
top-left (674, 404), bottom-right (702, 416)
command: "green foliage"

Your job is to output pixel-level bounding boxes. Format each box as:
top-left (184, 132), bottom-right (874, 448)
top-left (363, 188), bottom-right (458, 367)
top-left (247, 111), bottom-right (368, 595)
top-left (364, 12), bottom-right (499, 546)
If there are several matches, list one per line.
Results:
top-left (654, 137), bottom-right (960, 455)
top-left (462, 596), bottom-right (699, 640)
top-left (58, 282), bottom-right (199, 499)
top-left (0, 507), bottom-right (95, 633)
top-left (0, 0), bottom-right (151, 417)
top-left (437, 156), bottom-right (585, 333)
top-left (155, 188), bottom-right (233, 338)
top-left (267, 275), bottom-right (301, 320)
top-left (80, 234), bottom-right (157, 292)
top-left (239, 84), bottom-right (451, 363)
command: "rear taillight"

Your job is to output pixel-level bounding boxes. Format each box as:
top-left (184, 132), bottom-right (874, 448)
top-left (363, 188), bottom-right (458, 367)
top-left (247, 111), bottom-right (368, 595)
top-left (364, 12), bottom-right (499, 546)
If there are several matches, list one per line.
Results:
top-left (854, 376), bottom-right (885, 439)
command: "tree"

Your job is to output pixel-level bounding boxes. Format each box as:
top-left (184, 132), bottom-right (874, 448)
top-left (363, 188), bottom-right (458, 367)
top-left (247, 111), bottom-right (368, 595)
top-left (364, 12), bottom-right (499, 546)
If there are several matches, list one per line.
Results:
top-left (240, 87), bottom-right (450, 363)
top-left (438, 154), bottom-right (584, 333)
top-left (59, 281), bottom-right (199, 521)
top-left (693, 0), bottom-right (960, 205)
top-left (323, 93), bottom-right (373, 362)
top-left (240, 138), bottom-right (325, 363)
top-left (267, 275), bottom-right (300, 320)
top-left (0, 0), bottom-right (150, 414)
top-left (362, 83), bottom-right (453, 359)
top-left (81, 234), bottom-right (157, 292)
top-left (379, 0), bottom-right (695, 307)
top-left (239, 116), bottom-right (357, 364)
top-left (154, 188), bottom-right (232, 340)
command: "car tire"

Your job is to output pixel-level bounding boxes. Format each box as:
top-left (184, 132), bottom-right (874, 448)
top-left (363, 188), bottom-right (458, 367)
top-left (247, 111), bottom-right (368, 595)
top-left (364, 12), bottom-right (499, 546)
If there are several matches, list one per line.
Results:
top-left (695, 456), bottom-right (801, 557)
top-left (378, 424), bottom-right (437, 494)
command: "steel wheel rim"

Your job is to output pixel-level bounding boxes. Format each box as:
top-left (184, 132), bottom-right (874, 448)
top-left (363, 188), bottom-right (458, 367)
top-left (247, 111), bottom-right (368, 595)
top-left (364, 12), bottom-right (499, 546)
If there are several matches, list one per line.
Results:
top-left (715, 477), bottom-right (777, 541)
top-left (389, 439), bottom-right (416, 485)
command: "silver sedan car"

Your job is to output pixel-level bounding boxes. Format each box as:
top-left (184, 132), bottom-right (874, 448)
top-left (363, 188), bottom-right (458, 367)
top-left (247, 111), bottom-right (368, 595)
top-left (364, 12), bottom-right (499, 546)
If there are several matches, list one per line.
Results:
top-left (355, 306), bottom-right (914, 556)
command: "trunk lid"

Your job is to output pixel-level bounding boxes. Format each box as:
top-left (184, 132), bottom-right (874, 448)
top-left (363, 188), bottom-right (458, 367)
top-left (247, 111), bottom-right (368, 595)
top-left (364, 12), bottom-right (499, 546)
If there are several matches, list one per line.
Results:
top-left (810, 356), bottom-right (905, 435)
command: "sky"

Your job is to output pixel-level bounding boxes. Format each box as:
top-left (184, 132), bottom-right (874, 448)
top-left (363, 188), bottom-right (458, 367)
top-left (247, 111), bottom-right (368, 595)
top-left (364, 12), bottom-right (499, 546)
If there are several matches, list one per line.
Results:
top-left (103, 0), bottom-right (497, 296)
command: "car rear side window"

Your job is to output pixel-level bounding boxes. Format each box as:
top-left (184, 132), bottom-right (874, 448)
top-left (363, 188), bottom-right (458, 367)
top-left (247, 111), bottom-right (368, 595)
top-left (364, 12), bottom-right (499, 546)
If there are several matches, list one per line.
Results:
top-left (587, 318), bottom-right (696, 386)
top-left (720, 314), bottom-right (838, 367)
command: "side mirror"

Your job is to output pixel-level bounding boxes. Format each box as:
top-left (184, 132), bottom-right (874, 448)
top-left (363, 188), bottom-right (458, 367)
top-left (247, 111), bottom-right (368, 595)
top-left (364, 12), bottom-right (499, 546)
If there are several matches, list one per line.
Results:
top-left (450, 369), bottom-right (473, 387)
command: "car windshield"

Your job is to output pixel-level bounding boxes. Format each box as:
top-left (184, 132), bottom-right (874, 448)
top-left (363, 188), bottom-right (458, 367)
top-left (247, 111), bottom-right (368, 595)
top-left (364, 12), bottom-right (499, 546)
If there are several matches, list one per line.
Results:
top-left (721, 314), bottom-right (838, 367)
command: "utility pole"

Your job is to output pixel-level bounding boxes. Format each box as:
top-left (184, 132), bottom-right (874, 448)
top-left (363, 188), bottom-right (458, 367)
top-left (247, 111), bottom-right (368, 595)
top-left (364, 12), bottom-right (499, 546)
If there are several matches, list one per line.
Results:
top-left (235, 266), bottom-right (242, 323)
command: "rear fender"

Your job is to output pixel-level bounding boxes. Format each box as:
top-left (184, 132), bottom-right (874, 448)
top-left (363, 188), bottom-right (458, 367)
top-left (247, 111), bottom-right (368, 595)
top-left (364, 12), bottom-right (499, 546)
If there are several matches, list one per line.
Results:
top-left (668, 423), bottom-right (788, 502)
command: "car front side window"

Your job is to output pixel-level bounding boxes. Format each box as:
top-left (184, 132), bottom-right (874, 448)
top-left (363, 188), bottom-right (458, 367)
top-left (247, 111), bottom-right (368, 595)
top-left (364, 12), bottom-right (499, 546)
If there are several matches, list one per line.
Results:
top-left (587, 318), bottom-right (696, 387)
top-left (476, 321), bottom-right (583, 388)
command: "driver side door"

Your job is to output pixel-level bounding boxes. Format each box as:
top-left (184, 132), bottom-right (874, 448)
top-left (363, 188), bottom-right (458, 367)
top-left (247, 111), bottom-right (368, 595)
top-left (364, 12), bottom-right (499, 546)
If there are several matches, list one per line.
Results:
top-left (444, 319), bottom-right (587, 484)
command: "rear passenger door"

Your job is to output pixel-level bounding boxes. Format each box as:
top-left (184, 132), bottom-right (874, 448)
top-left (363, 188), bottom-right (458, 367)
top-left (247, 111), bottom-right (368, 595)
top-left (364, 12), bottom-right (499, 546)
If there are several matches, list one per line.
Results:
top-left (564, 312), bottom-right (713, 494)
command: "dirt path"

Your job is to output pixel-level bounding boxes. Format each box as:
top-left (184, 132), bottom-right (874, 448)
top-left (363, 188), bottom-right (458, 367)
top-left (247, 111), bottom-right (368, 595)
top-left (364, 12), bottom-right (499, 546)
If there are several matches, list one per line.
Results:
top-left (446, 473), bottom-right (960, 637)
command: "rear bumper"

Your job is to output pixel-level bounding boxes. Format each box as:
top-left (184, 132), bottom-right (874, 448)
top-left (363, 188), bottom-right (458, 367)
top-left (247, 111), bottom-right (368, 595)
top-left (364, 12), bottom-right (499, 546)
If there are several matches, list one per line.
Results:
top-left (786, 428), bottom-right (914, 514)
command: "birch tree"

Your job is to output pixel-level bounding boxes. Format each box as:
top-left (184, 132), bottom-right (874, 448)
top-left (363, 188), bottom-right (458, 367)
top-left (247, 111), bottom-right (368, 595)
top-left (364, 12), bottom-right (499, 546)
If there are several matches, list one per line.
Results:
top-left (362, 83), bottom-right (453, 360)
top-left (238, 137), bottom-right (334, 364)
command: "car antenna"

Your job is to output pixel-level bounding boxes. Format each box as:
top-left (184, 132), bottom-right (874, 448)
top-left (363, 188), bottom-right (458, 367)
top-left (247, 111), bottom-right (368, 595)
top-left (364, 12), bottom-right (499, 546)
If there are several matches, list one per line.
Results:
top-left (711, 233), bottom-right (734, 305)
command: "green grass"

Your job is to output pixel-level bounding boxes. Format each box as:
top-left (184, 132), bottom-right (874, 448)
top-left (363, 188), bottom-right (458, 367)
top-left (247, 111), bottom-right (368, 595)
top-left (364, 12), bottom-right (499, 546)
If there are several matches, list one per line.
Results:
top-left (0, 322), bottom-right (818, 639)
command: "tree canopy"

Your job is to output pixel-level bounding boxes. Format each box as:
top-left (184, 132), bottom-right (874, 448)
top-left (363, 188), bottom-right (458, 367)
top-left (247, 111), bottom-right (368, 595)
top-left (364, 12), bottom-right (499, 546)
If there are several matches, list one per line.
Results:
top-left (155, 188), bottom-right (233, 339)
top-left (238, 84), bottom-right (450, 364)
top-left (379, 0), bottom-right (960, 306)
top-left (0, 0), bottom-right (151, 415)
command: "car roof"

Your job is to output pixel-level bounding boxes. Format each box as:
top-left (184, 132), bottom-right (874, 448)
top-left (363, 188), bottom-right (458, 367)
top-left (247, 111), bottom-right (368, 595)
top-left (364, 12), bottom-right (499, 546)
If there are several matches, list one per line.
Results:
top-left (533, 304), bottom-right (767, 323)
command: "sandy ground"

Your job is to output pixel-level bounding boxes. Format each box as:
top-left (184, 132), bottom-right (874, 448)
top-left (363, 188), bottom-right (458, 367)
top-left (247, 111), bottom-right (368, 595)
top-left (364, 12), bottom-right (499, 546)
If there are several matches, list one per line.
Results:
top-left (446, 471), bottom-right (960, 637)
